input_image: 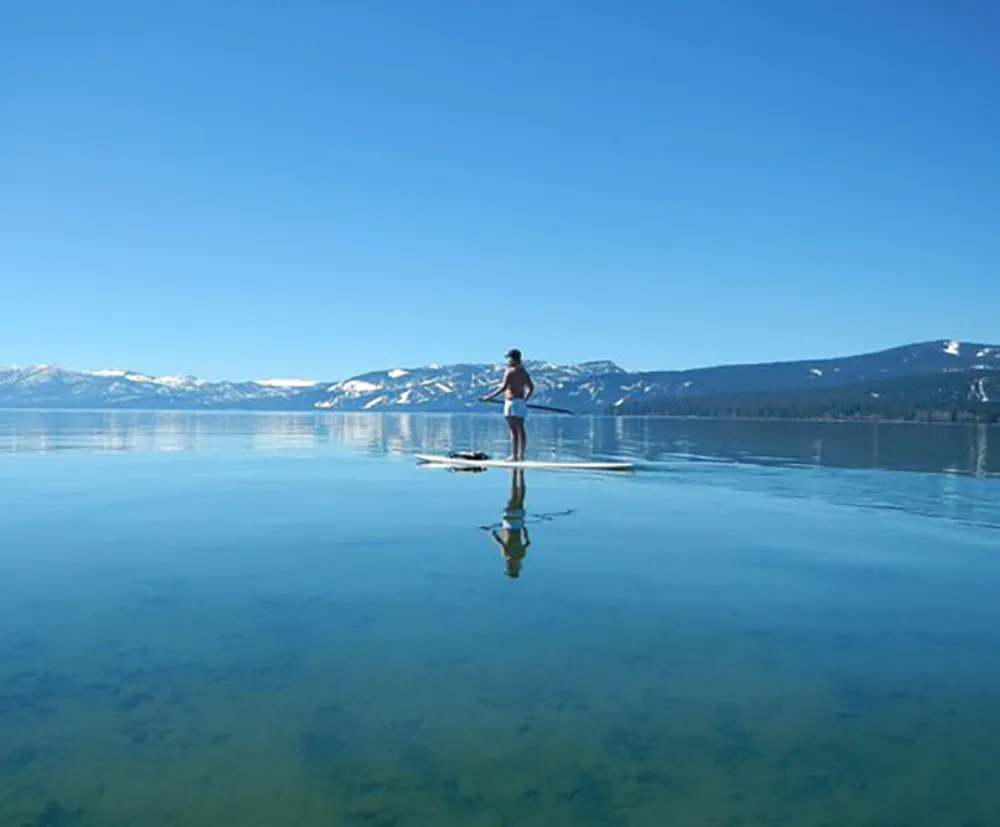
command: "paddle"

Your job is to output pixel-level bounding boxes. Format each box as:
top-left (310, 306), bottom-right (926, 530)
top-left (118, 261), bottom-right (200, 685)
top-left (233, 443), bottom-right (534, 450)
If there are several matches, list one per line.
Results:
top-left (483, 398), bottom-right (575, 415)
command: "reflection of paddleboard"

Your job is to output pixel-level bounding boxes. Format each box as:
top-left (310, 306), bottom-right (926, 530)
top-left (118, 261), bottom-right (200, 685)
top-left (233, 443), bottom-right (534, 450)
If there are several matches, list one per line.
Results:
top-left (414, 453), bottom-right (635, 472)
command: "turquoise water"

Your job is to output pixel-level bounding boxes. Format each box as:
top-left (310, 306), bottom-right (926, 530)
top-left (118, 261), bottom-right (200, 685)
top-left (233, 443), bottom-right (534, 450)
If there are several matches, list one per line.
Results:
top-left (2, 412), bottom-right (999, 826)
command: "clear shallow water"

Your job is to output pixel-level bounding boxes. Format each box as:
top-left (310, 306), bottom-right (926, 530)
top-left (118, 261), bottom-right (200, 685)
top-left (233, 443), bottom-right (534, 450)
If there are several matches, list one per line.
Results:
top-left (2, 412), bottom-right (999, 826)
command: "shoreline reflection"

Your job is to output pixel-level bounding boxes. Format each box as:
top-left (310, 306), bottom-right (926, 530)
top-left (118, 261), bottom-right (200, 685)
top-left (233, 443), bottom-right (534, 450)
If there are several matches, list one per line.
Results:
top-left (0, 410), bottom-right (996, 479)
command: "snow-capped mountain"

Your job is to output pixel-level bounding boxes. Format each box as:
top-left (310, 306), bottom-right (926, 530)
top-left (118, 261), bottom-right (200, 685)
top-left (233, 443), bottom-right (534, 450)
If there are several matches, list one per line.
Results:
top-left (0, 361), bottom-right (625, 411)
top-left (1, 341), bottom-right (997, 412)
top-left (587, 339), bottom-right (1000, 409)
top-left (0, 365), bottom-right (329, 410)
top-left (314, 360), bottom-right (624, 411)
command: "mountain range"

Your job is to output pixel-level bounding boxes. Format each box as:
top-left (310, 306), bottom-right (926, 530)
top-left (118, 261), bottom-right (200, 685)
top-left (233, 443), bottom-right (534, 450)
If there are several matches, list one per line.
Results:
top-left (1, 340), bottom-right (997, 417)
top-left (615, 369), bottom-right (1000, 422)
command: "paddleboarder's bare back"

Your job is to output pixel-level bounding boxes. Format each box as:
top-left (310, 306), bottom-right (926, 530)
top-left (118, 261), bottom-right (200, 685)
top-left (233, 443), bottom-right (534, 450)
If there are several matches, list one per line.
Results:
top-left (480, 348), bottom-right (534, 461)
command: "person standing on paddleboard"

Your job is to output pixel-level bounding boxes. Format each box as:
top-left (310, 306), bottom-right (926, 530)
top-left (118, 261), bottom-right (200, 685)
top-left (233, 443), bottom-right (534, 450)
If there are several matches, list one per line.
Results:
top-left (480, 348), bottom-right (533, 461)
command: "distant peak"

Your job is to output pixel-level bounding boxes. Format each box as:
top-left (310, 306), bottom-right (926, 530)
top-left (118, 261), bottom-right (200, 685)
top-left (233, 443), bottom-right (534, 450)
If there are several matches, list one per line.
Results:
top-left (575, 359), bottom-right (625, 373)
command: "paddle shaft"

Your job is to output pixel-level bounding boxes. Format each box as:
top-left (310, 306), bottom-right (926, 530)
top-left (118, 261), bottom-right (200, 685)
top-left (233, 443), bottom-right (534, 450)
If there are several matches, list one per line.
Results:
top-left (484, 398), bottom-right (574, 416)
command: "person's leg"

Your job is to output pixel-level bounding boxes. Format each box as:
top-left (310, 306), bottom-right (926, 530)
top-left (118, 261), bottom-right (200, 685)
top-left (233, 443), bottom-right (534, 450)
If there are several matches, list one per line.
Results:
top-left (504, 416), bottom-right (518, 461)
top-left (515, 418), bottom-right (526, 460)
top-left (513, 468), bottom-right (525, 506)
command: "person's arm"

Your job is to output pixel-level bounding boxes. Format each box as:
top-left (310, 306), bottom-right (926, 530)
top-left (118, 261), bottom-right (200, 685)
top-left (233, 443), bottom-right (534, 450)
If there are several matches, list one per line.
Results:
top-left (524, 371), bottom-right (534, 401)
top-left (522, 527), bottom-right (531, 548)
top-left (480, 369), bottom-right (511, 402)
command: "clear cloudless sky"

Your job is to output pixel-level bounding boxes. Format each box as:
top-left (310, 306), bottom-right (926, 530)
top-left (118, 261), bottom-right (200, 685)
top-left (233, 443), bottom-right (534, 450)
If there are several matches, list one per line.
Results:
top-left (2, 0), bottom-right (998, 380)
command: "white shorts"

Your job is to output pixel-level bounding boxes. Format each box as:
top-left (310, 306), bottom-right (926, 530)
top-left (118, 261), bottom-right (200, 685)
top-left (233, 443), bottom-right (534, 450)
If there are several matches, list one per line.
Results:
top-left (502, 507), bottom-right (525, 530)
top-left (503, 398), bottom-right (527, 419)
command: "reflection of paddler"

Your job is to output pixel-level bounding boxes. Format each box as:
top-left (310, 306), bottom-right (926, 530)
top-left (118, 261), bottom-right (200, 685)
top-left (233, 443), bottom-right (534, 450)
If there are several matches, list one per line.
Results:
top-left (491, 469), bottom-right (530, 578)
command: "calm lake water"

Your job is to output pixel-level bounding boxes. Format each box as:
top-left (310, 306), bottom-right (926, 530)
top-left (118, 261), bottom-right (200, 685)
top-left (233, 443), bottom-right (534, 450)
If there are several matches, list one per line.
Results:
top-left (2, 410), bottom-right (999, 827)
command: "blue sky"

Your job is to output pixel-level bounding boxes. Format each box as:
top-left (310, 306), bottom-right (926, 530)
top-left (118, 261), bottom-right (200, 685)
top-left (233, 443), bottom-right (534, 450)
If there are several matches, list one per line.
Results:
top-left (3, 1), bottom-right (997, 380)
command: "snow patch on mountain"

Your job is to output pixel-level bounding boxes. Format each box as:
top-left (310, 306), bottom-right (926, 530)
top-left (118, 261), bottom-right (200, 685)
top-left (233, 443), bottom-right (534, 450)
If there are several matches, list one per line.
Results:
top-left (338, 379), bottom-right (382, 394)
top-left (972, 378), bottom-right (989, 403)
top-left (88, 369), bottom-right (206, 388)
top-left (154, 375), bottom-right (204, 388)
top-left (945, 340), bottom-right (961, 356)
top-left (254, 378), bottom-right (319, 388)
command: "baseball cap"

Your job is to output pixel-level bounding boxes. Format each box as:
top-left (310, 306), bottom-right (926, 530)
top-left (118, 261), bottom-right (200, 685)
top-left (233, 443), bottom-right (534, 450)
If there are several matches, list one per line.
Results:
top-left (505, 348), bottom-right (522, 361)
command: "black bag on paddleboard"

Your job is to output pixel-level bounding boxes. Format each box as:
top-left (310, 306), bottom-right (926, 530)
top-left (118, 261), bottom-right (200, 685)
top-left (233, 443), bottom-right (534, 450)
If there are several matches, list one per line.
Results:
top-left (447, 451), bottom-right (490, 461)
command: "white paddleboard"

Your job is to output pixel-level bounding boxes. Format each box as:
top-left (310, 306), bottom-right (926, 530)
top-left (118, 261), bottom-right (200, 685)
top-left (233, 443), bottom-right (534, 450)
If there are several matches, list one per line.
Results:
top-left (414, 453), bottom-right (635, 472)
